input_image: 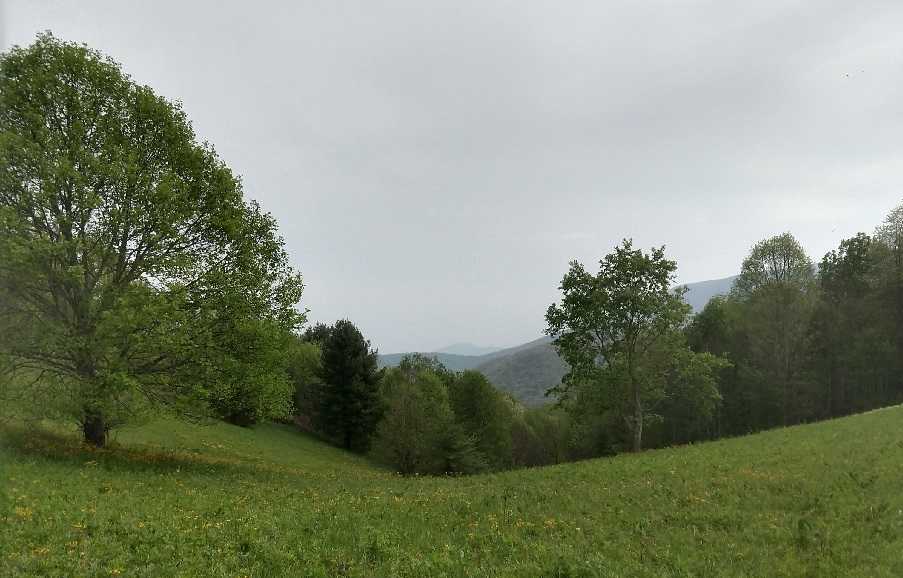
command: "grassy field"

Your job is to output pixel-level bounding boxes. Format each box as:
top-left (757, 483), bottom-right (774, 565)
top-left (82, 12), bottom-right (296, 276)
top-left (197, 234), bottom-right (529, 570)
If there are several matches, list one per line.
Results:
top-left (2, 408), bottom-right (902, 577)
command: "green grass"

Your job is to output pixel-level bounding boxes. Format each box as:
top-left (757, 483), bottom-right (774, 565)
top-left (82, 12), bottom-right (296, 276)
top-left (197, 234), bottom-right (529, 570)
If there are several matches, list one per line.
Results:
top-left (2, 408), bottom-right (902, 577)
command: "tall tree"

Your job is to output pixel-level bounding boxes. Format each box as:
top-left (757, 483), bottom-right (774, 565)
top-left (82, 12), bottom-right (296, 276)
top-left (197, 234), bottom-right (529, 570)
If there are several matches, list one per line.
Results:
top-left (0, 35), bottom-right (303, 445)
top-left (448, 370), bottom-right (514, 469)
top-left (316, 320), bottom-right (382, 451)
top-left (811, 233), bottom-right (894, 416)
top-left (685, 296), bottom-right (755, 435)
top-left (874, 203), bottom-right (903, 395)
top-left (731, 233), bottom-right (815, 426)
top-left (286, 337), bottom-right (324, 429)
top-left (732, 233), bottom-right (814, 298)
top-left (546, 239), bottom-right (724, 452)
top-left (371, 367), bottom-right (455, 475)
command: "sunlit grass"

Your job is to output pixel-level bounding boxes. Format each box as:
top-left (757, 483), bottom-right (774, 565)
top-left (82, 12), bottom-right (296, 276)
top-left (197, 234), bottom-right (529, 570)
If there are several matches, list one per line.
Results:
top-left (2, 408), bottom-right (902, 577)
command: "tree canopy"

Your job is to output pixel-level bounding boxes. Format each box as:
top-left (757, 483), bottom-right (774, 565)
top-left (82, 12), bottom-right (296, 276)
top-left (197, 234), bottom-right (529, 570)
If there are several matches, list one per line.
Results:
top-left (0, 34), bottom-right (304, 445)
top-left (316, 319), bottom-right (382, 451)
top-left (546, 239), bottom-right (726, 452)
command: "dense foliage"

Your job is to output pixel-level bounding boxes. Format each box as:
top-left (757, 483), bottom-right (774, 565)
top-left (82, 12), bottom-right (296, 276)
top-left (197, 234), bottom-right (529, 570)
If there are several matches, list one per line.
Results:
top-left (310, 320), bottom-right (383, 452)
top-left (545, 240), bottom-right (729, 452)
top-left (686, 218), bottom-right (903, 435)
top-left (0, 35), bottom-right (304, 445)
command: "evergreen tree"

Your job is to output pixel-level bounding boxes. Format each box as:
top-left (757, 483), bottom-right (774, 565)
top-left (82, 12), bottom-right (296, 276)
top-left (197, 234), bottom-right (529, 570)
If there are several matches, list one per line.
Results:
top-left (316, 320), bottom-right (382, 451)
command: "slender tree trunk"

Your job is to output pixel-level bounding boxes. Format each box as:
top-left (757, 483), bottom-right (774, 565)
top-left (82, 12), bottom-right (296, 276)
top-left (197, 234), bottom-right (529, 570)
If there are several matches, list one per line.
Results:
top-left (82, 410), bottom-right (106, 448)
top-left (632, 377), bottom-right (643, 453)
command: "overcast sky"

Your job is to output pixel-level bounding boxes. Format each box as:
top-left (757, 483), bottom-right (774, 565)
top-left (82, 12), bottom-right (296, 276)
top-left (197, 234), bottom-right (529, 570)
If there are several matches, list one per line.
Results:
top-left (3, 1), bottom-right (902, 352)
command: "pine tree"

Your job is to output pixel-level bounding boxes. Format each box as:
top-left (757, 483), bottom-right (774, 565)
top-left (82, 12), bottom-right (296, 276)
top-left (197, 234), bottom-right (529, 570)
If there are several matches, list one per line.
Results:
top-left (316, 320), bottom-right (382, 451)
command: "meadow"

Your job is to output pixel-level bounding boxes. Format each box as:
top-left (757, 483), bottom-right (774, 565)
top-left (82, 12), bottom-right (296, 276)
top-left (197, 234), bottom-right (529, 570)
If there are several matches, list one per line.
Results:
top-left (2, 407), bottom-right (902, 577)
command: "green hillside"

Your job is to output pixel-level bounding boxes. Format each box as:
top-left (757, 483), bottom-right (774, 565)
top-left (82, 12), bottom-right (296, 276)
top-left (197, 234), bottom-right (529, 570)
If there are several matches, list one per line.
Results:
top-left (475, 339), bottom-right (568, 405)
top-left (3, 407), bottom-right (902, 577)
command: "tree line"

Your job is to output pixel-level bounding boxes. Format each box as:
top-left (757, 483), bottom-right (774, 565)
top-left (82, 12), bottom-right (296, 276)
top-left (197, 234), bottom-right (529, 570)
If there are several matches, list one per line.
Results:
top-left (285, 206), bottom-right (903, 474)
top-left (544, 217), bottom-right (903, 459)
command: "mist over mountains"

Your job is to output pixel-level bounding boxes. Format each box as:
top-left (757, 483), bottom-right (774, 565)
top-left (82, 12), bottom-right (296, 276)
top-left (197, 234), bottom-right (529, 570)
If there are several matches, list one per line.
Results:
top-left (379, 275), bottom-right (737, 404)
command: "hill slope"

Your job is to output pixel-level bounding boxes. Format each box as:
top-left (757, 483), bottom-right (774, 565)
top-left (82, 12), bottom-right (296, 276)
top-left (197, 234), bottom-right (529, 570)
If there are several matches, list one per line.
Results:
top-left (377, 350), bottom-right (484, 371)
top-left (2, 407), bottom-right (902, 576)
top-left (377, 336), bottom-right (557, 372)
top-left (474, 337), bottom-right (566, 405)
top-left (680, 274), bottom-right (737, 311)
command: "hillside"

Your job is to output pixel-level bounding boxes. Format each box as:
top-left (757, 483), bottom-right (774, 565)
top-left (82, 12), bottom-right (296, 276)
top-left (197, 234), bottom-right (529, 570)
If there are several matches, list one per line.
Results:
top-left (377, 336), bottom-right (555, 372)
top-left (377, 351), bottom-right (484, 371)
top-left (680, 274), bottom-right (737, 311)
top-left (379, 276), bottom-right (739, 405)
top-left (474, 337), bottom-right (566, 405)
top-left (2, 407), bottom-right (902, 576)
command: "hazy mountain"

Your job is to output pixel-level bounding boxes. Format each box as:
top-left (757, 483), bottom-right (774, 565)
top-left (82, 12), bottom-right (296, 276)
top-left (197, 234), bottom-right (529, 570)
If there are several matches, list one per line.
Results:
top-left (474, 337), bottom-right (564, 406)
top-left (378, 275), bottom-right (737, 404)
top-left (377, 351), bottom-right (484, 371)
top-left (679, 275), bottom-right (737, 311)
top-left (436, 343), bottom-right (503, 356)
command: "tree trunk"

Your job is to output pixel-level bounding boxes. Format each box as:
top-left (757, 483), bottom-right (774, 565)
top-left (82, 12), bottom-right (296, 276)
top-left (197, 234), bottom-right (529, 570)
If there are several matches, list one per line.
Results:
top-left (343, 429), bottom-right (353, 451)
top-left (632, 379), bottom-right (643, 453)
top-left (82, 411), bottom-right (107, 448)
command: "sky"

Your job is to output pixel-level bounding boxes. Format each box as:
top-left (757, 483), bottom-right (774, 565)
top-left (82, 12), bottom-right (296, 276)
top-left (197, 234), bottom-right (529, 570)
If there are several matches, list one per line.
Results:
top-left (3, 1), bottom-right (902, 353)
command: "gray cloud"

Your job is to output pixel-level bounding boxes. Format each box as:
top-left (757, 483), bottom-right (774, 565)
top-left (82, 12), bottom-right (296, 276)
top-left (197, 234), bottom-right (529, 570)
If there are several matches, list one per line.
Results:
top-left (6, 0), bottom-right (903, 351)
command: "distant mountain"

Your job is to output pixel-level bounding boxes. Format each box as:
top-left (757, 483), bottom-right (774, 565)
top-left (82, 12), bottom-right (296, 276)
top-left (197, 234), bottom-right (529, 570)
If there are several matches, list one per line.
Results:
top-left (436, 343), bottom-right (502, 356)
top-left (474, 337), bottom-right (565, 406)
top-left (378, 275), bottom-right (738, 405)
top-left (377, 337), bottom-right (552, 372)
top-left (377, 351), bottom-right (484, 371)
top-left (680, 275), bottom-right (737, 311)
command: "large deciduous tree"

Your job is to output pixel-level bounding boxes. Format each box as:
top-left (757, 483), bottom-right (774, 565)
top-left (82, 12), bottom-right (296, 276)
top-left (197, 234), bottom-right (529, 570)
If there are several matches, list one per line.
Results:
top-left (546, 239), bottom-right (725, 452)
top-left (0, 35), bottom-right (304, 445)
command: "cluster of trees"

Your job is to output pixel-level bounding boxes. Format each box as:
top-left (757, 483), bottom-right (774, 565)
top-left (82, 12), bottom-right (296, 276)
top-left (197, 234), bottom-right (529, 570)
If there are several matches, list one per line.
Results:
top-left (686, 216), bottom-right (903, 437)
top-left (544, 208), bottom-right (903, 457)
top-left (289, 312), bottom-right (723, 474)
top-left (287, 323), bottom-right (518, 475)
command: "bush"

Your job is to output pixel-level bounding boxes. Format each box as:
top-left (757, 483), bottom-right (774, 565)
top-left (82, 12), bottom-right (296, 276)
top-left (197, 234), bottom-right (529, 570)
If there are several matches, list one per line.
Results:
top-left (448, 371), bottom-right (514, 469)
top-left (371, 369), bottom-right (454, 475)
top-left (208, 320), bottom-right (296, 427)
top-left (286, 340), bottom-right (323, 429)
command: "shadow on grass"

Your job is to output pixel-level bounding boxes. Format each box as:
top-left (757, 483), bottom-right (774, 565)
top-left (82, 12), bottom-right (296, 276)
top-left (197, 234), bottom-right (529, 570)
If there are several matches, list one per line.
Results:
top-left (0, 423), bottom-right (281, 479)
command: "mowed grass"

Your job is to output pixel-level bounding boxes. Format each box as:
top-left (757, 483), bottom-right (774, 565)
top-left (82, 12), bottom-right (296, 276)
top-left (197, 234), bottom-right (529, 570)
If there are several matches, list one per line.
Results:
top-left (2, 408), bottom-right (902, 577)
